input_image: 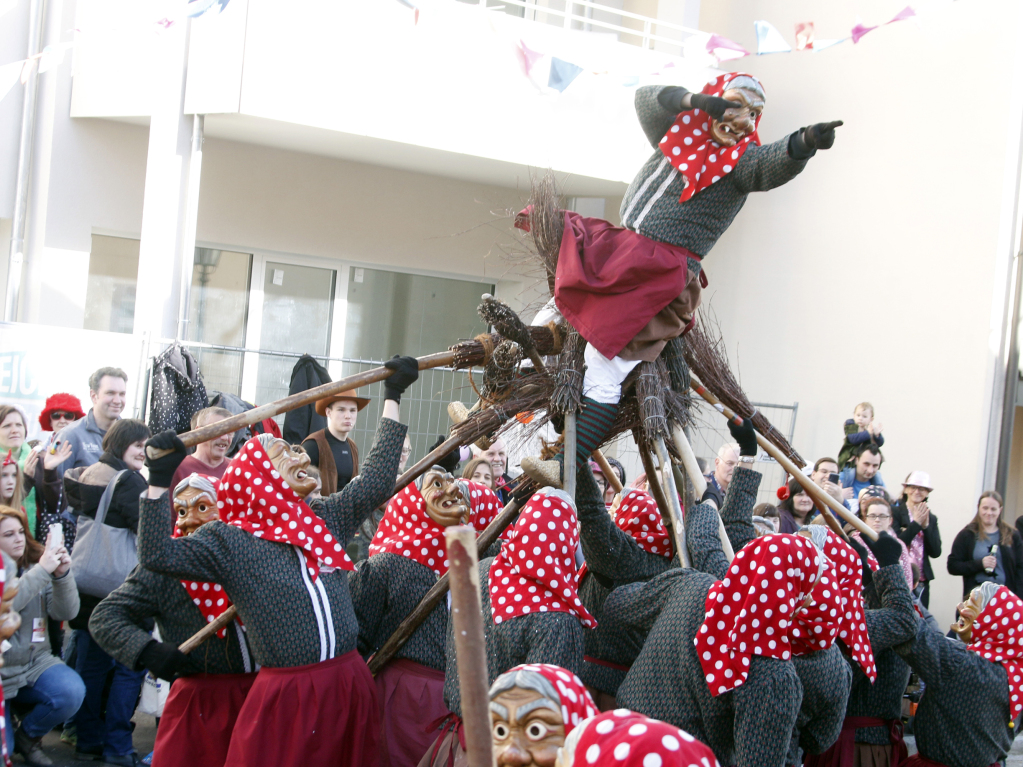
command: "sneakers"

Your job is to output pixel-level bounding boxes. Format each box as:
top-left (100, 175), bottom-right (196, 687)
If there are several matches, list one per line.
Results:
top-left (14, 728), bottom-right (52, 767)
top-left (101, 753), bottom-right (142, 767)
top-left (520, 456), bottom-right (563, 489)
top-left (59, 724), bottom-right (77, 747)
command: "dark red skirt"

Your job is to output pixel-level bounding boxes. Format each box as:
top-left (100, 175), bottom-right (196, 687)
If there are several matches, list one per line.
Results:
top-left (224, 650), bottom-right (380, 767)
top-left (152, 673), bottom-right (257, 767)
top-left (375, 659), bottom-right (449, 767)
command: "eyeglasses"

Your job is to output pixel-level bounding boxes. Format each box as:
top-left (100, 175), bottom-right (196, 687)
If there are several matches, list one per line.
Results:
top-left (865, 513), bottom-right (891, 521)
top-left (50, 412), bottom-right (77, 421)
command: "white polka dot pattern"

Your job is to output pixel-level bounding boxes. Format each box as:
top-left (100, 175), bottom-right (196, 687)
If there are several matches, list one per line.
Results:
top-left (368, 481), bottom-right (500, 577)
top-left (695, 533), bottom-right (864, 697)
top-left (614, 490), bottom-right (673, 559)
top-left (508, 664), bottom-right (597, 734)
top-left (657, 72), bottom-right (762, 203)
top-left (487, 490), bottom-right (597, 629)
top-left (817, 529), bottom-right (876, 681)
top-left (570, 709), bottom-right (719, 766)
top-left (217, 437), bottom-right (352, 580)
top-left (966, 585), bottom-right (1023, 721)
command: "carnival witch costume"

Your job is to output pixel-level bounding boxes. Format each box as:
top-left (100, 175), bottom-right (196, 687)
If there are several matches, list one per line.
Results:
top-left (517, 72), bottom-right (841, 489)
top-left (138, 356), bottom-right (418, 767)
top-left (90, 474), bottom-right (256, 767)
top-left (349, 470), bottom-right (501, 767)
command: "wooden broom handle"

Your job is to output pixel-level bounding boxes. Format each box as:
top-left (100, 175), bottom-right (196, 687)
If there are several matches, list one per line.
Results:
top-left (445, 526), bottom-right (495, 767)
top-left (688, 374), bottom-right (877, 542)
top-left (591, 450), bottom-right (623, 494)
top-left (179, 606), bottom-right (237, 653)
top-left (146, 350), bottom-right (457, 460)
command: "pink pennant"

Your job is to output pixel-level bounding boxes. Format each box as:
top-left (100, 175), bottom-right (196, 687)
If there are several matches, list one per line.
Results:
top-left (887, 6), bottom-right (915, 23)
top-left (851, 22), bottom-right (878, 43)
top-left (795, 21), bottom-right (815, 50)
top-left (518, 40), bottom-right (543, 75)
top-left (706, 33), bottom-right (751, 61)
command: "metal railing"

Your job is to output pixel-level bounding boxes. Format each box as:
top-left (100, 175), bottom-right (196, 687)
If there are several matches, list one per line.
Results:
top-left (470, 0), bottom-right (699, 54)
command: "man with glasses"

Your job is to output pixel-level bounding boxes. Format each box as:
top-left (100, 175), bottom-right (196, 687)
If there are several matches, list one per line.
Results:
top-left (703, 441), bottom-right (739, 508)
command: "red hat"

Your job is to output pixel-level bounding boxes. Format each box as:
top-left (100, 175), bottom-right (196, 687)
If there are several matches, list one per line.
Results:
top-left (38, 393), bottom-right (85, 432)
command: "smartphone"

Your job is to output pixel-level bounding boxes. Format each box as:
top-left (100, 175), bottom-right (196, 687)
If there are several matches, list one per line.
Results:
top-left (828, 472), bottom-right (841, 485)
top-left (47, 524), bottom-right (63, 553)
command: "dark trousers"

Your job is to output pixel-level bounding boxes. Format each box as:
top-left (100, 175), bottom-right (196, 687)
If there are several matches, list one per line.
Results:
top-left (72, 630), bottom-right (145, 757)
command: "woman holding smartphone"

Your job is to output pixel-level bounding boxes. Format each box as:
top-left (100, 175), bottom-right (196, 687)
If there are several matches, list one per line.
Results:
top-left (0, 506), bottom-right (83, 767)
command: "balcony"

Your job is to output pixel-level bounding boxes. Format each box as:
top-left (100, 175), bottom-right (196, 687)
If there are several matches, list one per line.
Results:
top-left (70, 0), bottom-right (719, 195)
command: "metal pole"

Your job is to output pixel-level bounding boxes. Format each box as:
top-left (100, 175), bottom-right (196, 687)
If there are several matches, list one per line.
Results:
top-left (5, 0), bottom-right (46, 322)
top-left (176, 113), bottom-right (205, 341)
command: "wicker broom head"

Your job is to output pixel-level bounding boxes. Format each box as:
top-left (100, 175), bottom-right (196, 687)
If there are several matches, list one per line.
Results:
top-left (478, 295), bottom-right (537, 353)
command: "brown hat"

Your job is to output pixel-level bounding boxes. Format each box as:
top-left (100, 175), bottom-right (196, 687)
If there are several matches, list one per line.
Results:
top-left (315, 390), bottom-right (371, 416)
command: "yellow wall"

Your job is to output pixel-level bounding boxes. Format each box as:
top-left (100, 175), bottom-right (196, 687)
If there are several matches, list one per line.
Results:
top-left (689, 0), bottom-right (1023, 626)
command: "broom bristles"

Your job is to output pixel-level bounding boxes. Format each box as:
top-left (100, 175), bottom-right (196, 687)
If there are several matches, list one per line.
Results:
top-left (528, 171), bottom-right (564, 278)
top-left (478, 296), bottom-right (538, 353)
top-left (449, 327), bottom-right (559, 370)
top-left (682, 316), bottom-right (805, 468)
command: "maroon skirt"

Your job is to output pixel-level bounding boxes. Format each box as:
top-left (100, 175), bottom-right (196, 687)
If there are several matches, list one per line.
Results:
top-left (375, 658), bottom-right (449, 767)
top-left (152, 673), bottom-right (257, 767)
top-left (224, 650), bottom-right (380, 767)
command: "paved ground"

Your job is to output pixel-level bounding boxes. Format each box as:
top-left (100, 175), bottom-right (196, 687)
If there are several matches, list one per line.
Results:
top-left (19, 715), bottom-right (156, 767)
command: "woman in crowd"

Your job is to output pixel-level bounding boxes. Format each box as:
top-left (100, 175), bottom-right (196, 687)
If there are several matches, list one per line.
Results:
top-left (0, 405), bottom-right (38, 536)
top-left (947, 490), bottom-right (1023, 599)
top-left (776, 477), bottom-right (814, 533)
top-left (461, 456), bottom-right (495, 490)
top-left (0, 506), bottom-right (82, 767)
top-left (890, 471), bottom-right (942, 608)
top-left (64, 419), bottom-right (152, 765)
top-left (853, 489), bottom-right (913, 589)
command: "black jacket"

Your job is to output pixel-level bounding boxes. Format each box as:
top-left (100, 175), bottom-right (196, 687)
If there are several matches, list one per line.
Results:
top-left (890, 500), bottom-right (942, 582)
top-left (282, 355), bottom-right (331, 445)
top-left (947, 526), bottom-right (1023, 598)
top-left (64, 452), bottom-right (148, 630)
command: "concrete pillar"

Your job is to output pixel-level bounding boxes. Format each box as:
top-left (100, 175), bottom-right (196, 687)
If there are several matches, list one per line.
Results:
top-left (133, 21), bottom-right (193, 341)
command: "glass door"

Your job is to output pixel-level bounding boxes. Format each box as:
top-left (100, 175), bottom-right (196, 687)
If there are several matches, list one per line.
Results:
top-left (254, 261), bottom-right (337, 407)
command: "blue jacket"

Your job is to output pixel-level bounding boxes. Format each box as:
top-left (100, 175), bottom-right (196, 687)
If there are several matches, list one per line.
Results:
top-left (57, 410), bottom-right (108, 477)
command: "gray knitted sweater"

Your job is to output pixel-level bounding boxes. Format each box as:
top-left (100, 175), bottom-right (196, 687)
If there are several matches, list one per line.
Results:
top-left (620, 85), bottom-right (812, 258)
top-left (137, 418), bottom-right (407, 669)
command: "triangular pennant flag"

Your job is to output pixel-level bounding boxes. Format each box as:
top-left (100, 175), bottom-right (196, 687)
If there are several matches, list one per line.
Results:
top-left (887, 6), bottom-right (916, 23)
top-left (795, 21), bottom-right (815, 50)
top-left (19, 58), bottom-right (37, 85)
top-left (548, 57), bottom-right (583, 92)
top-left (706, 33), bottom-right (750, 61)
top-left (851, 22), bottom-right (878, 43)
top-left (185, 0), bottom-right (230, 18)
top-left (754, 20), bottom-right (791, 54)
top-left (37, 43), bottom-right (71, 75)
top-left (0, 60), bottom-right (22, 104)
top-left (813, 38), bottom-right (846, 51)
top-left (519, 40), bottom-right (543, 76)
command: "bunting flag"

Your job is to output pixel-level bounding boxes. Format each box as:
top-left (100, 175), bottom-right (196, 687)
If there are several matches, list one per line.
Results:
top-left (851, 21), bottom-right (879, 43)
top-left (185, 0), bottom-right (231, 18)
top-left (518, 39), bottom-right (543, 76)
top-left (755, 20), bottom-right (791, 54)
top-left (706, 33), bottom-right (750, 61)
top-left (795, 22), bottom-right (815, 50)
top-left (549, 57), bottom-right (583, 92)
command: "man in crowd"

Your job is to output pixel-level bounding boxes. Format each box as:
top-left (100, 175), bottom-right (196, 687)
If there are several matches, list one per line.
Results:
top-left (58, 367), bottom-right (127, 474)
top-left (474, 438), bottom-right (511, 503)
top-left (703, 441), bottom-right (738, 508)
top-left (301, 388), bottom-right (369, 496)
top-left (810, 456), bottom-right (852, 512)
top-left (169, 407), bottom-right (234, 488)
top-left (840, 444), bottom-right (885, 510)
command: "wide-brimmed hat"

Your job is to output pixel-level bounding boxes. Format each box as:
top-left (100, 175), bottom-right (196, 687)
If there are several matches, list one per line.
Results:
top-left (902, 470), bottom-right (933, 491)
top-left (38, 393), bottom-right (85, 431)
top-left (315, 389), bottom-right (371, 416)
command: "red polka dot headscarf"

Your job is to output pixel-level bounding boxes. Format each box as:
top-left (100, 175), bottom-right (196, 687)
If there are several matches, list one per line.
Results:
top-left (810, 526), bottom-right (875, 681)
top-left (488, 488), bottom-right (597, 629)
top-left (695, 533), bottom-right (849, 696)
top-left (491, 664), bottom-right (597, 735)
top-left (658, 72), bottom-right (763, 203)
top-left (369, 478), bottom-right (501, 577)
top-left (173, 474), bottom-right (234, 638)
top-left (614, 489), bottom-right (673, 559)
top-left (218, 436), bottom-right (351, 579)
top-left (565, 709), bottom-right (719, 767)
top-left (966, 583), bottom-right (1023, 721)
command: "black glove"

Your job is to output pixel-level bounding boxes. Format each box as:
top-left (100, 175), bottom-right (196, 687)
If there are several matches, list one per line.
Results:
top-left (846, 535), bottom-right (875, 587)
top-left (511, 476), bottom-right (538, 507)
top-left (790, 120), bottom-right (843, 157)
top-left (864, 530), bottom-right (903, 569)
top-left (383, 355), bottom-right (420, 404)
top-left (144, 430), bottom-right (187, 488)
top-left (138, 639), bottom-right (188, 682)
top-left (690, 92), bottom-right (743, 121)
top-left (727, 418), bottom-right (758, 457)
top-left (428, 435), bottom-right (460, 474)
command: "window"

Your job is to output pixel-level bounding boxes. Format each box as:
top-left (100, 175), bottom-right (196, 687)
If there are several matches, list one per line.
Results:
top-left (84, 235), bottom-right (139, 334)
